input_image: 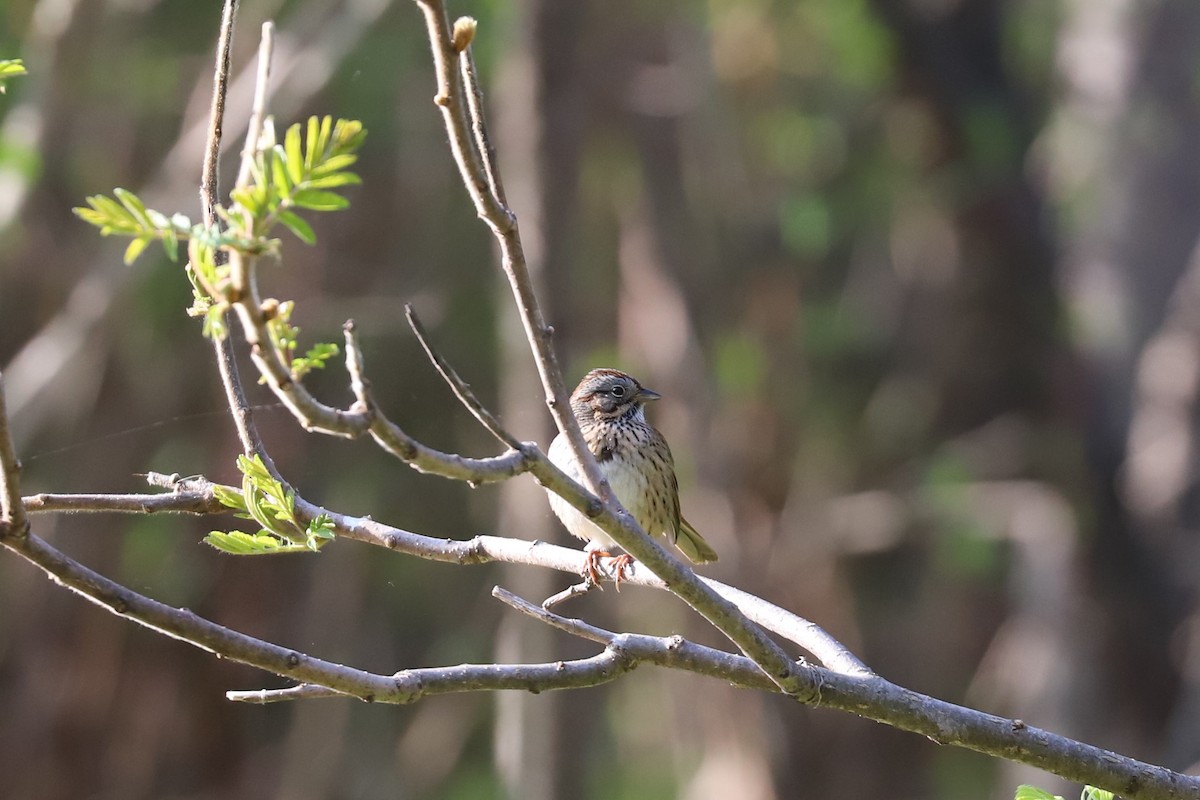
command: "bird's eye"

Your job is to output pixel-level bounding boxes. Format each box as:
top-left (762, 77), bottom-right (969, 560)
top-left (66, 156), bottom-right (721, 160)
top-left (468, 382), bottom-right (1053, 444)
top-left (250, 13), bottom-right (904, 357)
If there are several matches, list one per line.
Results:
top-left (610, 385), bottom-right (626, 398)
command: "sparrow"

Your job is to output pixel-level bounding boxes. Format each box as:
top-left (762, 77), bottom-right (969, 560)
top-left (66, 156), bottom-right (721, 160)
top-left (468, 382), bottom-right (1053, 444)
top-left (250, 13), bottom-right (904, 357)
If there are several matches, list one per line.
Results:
top-left (547, 368), bottom-right (718, 583)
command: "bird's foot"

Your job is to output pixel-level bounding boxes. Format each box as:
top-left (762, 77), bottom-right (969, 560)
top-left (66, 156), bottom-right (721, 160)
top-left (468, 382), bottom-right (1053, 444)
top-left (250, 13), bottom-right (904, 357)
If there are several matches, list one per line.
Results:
top-left (609, 554), bottom-right (634, 589)
top-left (582, 549), bottom-right (611, 588)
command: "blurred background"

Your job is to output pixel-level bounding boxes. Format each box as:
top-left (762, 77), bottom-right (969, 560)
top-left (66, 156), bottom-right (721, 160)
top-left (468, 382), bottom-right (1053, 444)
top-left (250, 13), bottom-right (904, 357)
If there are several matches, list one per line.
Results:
top-left (1, 0), bottom-right (1198, 797)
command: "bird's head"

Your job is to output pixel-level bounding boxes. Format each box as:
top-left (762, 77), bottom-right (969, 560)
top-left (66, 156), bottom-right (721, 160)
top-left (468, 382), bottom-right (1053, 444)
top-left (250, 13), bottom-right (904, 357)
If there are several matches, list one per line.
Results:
top-left (568, 369), bottom-right (660, 424)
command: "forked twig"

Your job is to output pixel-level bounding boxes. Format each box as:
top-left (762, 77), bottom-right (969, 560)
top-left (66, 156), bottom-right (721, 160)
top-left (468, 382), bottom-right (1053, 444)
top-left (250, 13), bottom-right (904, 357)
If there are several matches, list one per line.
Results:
top-left (405, 304), bottom-right (523, 450)
top-left (413, 0), bottom-right (808, 696)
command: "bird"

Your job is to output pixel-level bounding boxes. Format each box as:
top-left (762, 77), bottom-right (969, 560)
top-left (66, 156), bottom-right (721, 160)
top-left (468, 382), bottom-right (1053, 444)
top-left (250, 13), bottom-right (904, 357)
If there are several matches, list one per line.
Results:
top-left (546, 368), bottom-right (718, 584)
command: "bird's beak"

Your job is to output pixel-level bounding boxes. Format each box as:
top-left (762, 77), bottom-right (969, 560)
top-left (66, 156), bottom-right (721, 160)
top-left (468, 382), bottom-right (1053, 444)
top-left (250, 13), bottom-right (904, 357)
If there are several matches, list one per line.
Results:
top-left (638, 387), bottom-right (662, 402)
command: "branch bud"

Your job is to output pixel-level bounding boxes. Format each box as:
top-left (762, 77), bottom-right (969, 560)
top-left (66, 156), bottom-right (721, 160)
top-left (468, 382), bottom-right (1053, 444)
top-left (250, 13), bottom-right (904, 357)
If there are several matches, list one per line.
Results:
top-left (451, 17), bottom-right (477, 53)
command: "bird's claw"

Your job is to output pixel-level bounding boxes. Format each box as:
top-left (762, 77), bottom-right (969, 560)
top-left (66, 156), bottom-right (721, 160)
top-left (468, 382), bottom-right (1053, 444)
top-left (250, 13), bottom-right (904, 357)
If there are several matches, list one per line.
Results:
top-left (581, 550), bottom-right (634, 590)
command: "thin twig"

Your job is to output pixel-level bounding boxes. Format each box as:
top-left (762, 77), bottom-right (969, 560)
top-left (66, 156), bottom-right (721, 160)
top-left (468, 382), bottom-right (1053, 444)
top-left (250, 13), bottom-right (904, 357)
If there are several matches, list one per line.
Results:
top-left (456, 20), bottom-right (506, 206)
top-left (0, 373), bottom-right (27, 537)
top-left (414, 0), bottom-right (814, 695)
top-left (412, 1), bottom-right (610, 507)
top-left (10, 476), bottom-right (857, 673)
top-left (23, 491), bottom-right (226, 516)
top-left (13, 477), bottom-right (857, 674)
top-left (201, 0), bottom-right (237, 224)
top-left (342, 319), bottom-right (373, 414)
top-left (405, 304), bottom-right (523, 450)
top-left (493, 586), bottom-right (613, 644)
top-left (227, 683), bottom-right (350, 703)
top-left (236, 22), bottom-right (275, 189)
top-left (199, 0), bottom-right (278, 474)
top-left (540, 578), bottom-right (599, 609)
top-left (488, 585), bottom-right (1200, 800)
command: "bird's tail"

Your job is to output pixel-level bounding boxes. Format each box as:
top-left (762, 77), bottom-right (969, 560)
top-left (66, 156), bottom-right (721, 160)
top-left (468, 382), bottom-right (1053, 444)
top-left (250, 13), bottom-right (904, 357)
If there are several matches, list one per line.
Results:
top-left (675, 517), bottom-right (719, 564)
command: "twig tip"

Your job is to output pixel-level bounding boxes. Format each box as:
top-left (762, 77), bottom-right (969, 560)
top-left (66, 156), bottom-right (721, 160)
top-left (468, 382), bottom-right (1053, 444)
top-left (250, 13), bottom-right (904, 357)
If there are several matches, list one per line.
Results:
top-left (451, 17), bottom-right (477, 53)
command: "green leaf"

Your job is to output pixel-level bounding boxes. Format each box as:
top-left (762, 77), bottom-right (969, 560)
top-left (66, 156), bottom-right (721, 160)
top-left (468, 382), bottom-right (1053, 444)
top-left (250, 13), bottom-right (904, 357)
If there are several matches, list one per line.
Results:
top-left (291, 341), bottom-right (339, 380)
top-left (284, 123), bottom-right (304, 186)
top-left (1081, 788), bottom-right (1114, 800)
top-left (305, 116), bottom-right (322, 172)
top-left (313, 116), bottom-right (334, 167)
top-left (237, 453), bottom-right (271, 484)
top-left (212, 484), bottom-right (247, 512)
top-left (278, 210), bottom-right (316, 245)
top-left (304, 513), bottom-right (336, 551)
top-left (233, 454), bottom-right (300, 540)
top-left (114, 188), bottom-right (151, 227)
top-left (270, 147), bottom-right (292, 199)
top-left (311, 153), bottom-right (359, 177)
top-left (304, 172), bottom-right (361, 190)
top-left (203, 530), bottom-right (314, 555)
top-left (291, 190), bottom-right (349, 211)
top-left (229, 186), bottom-right (261, 217)
top-left (1014, 786), bottom-right (1062, 800)
top-left (204, 530), bottom-right (282, 555)
top-left (203, 304), bottom-right (228, 339)
top-left (0, 59), bottom-right (27, 93)
top-left (332, 118), bottom-right (366, 153)
top-left (123, 237), bottom-right (151, 266)
top-left (161, 229), bottom-right (179, 262)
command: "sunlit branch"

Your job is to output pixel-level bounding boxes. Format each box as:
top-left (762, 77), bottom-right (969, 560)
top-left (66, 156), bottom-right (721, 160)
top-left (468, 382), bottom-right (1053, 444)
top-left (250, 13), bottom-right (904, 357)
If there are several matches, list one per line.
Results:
top-left (405, 304), bottom-right (525, 451)
top-left (411, 0), bottom-right (809, 696)
top-left (23, 491), bottom-right (226, 516)
top-left (12, 473), bottom-right (866, 677)
top-left (236, 22), bottom-right (275, 190)
top-left (0, 374), bottom-right (26, 536)
top-left (201, 0), bottom-right (276, 472)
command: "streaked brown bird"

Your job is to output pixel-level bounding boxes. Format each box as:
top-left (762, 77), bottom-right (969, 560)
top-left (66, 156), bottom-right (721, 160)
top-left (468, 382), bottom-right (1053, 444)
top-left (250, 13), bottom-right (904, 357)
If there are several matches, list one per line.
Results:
top-left (547, 368), bottom-right (718, 583)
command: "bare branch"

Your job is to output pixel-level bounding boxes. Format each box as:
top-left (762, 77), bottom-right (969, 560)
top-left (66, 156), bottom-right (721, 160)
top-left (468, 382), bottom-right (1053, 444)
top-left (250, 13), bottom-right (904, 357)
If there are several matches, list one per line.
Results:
top-left (200, 0), bottom-right (278, 474)
top-left (227, 684), bottom-right (350, 703)
top-left (405, 304), bottom-right (523, 450)
top-left (490, 587), bottom-right (1200, 800)
top-left (13, 463), bottom-right (865, 679)
top-left (5, 503), bottom-right (1194, 798)
top-left (342, 319), bottom-right (372, 414)
top-left (201, 0), bottom-right (237, 223)
top-left (23, 491), bottom-right (226, 516)
top-left (236, 22), bottom-right (275, 189)
top-left (493, 586), bottom-right (612, 645)
top-left (457, 19), bottom-right (507, 207)
top-left (3, 527), bottom-right (396, 698)
top-left (540, 577), bottom-right (599, 609)
top-left (411, 0), bottom-right (609, 507)
top-left (411, 0), bottom-right (819, 697)
top-left (0, 373), bottom-right (27, 537)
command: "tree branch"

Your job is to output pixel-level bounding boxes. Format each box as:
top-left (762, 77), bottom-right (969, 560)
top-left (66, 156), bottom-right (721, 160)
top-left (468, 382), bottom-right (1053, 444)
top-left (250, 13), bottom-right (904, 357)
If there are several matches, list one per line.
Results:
top-left (0, 373), bottom-right (26, 537)
top-left (23, 490), bottom-right (225, 515)
top-left (2, 495), bottom-right (1197, 798)
top-left (201, 0), bottom-right (278, 474)
top-left (236, 22), bottom-right (274, 190)
top-left (410, 0), bottom-right (822, 697)
top-left (11, 476), bottom-right (868, 677)
top-left (405, 304), bottom-right (524, 451)
top-left (411, 1), bottom-right (609, 505)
